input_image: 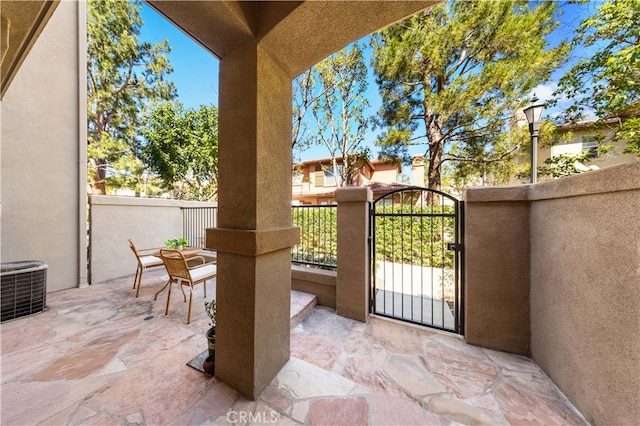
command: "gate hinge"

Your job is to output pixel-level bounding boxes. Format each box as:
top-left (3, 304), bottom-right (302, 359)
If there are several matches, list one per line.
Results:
top-left (447, 242), bottom-right (463, 251)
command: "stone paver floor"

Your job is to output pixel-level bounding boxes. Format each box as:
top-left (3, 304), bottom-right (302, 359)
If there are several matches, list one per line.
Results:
top-left (1, 269), bottom-right (587, 425)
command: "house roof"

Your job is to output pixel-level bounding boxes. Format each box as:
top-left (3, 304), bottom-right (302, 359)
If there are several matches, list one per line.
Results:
top-left (293, 156), bottom-right (402, 172)
top-left (366, 181), bottom-right (414, 193)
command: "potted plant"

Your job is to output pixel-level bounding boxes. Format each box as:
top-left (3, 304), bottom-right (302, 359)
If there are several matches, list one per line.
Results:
top-left (165, 237), bottom-right (188, 251)
top-left (202, 299), bottom-right (216, 375)
top-left (204, 299), bottom-right (216, 356)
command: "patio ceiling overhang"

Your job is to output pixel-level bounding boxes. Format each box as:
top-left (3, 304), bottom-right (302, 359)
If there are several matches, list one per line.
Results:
top-left (0, 0), bottom-right (60, 98)
top-left (147, 0), bottom-right (439, 78)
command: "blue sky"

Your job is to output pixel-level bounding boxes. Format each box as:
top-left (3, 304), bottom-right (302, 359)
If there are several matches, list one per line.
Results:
top-left (139, 1), bottom-right (599, 162)
top-left (139, 4), bottom-right (219, 110)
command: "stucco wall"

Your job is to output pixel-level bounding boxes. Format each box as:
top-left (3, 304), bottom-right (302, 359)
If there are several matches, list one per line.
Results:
top-left (1, 2), bottom-right (85, 292)
top-left (529, 162), bottom-right (639, 426)
top-left (291, 265), bottom-right (336, 308)
top-left (464, 161), bottom-right (640, 426)
top-left (463, 186), bottom-right (531, 355)
top-left (89, 195), bottom-right (215, 284)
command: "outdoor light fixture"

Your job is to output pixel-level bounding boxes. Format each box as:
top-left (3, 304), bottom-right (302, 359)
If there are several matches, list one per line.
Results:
top-left (523, 96), bottom-right (546, 184)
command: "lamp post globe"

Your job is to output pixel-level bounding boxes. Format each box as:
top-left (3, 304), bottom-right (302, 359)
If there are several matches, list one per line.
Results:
top-left (523, 97), bottom-right (546, 183)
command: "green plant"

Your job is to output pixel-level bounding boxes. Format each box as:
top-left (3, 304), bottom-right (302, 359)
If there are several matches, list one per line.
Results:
top-left (165, 237), bottom-right (188, 248)
top-left (204, 299), bottom-right (216, 328)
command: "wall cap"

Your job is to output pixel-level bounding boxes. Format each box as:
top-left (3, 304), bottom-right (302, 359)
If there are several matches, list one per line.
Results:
top-left (89, 195), bottom-right (217, 208)
top-left (335, 187), bottom-right (373, 203)
top-left (464, 161), bottom-right (639, 203)
top-left (291, 265), bottom-right (337, 286)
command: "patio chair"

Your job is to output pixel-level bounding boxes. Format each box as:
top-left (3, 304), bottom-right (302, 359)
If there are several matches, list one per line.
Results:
top-left (128, 239), bottom-right (165, 298)
top-left (159, 248), bottom-right (217, 324)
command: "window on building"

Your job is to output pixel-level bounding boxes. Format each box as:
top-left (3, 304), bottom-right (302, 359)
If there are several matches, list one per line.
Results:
top-left (581, 135), bottom-right (599, 159)
top-left (292, 170), bottom-right (303, 184)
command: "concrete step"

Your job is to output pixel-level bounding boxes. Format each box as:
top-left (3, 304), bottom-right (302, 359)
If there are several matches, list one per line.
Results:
top-left (290, 290), bottom-right (317, 329)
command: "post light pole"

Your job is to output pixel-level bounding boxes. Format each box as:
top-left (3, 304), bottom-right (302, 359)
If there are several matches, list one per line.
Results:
top-left (142, 171), bottom-right (149, 197)
top-left (523, 97), bottom-right (545, 184)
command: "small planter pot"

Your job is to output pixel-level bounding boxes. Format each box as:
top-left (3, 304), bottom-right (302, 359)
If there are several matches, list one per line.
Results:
top-left (206, 327), bottom-right (216, 358)
top-left (202, 354), bottom-right (215, 375)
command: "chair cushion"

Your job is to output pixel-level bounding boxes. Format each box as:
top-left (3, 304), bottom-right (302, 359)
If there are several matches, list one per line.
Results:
top-left (190, 264), bottom-right (217, 282)
top-left (140, 255), bottom-right (163, 267)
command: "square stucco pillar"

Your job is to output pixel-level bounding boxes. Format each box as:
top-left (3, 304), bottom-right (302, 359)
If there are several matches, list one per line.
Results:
top-left (206, 42), bottom-right (299, 399)
top-left (336, 187), bottom-right (372, 321)
top-left (463, 186), bottom-right (531, 356)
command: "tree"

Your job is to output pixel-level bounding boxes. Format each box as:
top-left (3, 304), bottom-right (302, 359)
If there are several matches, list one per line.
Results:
top-left (552, 0), bottom-right (640, 157)
top-left (371, 0), bottom-right (569, 192)
top-left (142, 103), bottom-right (219, 201)
top-left (309, 43), bottom-right (371, 187)
top-left (87, 0), bottom-right (175, 194)
top-left (292, 69), bottom-right (323, 156)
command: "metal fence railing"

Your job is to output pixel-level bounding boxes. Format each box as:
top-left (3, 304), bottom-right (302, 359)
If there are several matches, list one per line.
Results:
top-left (291, 205), bottom-right (337, 270)
top-left (182, 205), bottom-right (337, 270)
top-left (182, 206), bottom-right (218, 250)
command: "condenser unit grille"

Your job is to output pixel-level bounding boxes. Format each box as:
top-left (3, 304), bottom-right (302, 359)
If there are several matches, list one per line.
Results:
top-left (1, 261), bottom-right (47, 322)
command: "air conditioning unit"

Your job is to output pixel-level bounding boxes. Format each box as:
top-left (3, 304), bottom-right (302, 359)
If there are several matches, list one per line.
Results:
top-left (1, 261), bottom-right (48, 322)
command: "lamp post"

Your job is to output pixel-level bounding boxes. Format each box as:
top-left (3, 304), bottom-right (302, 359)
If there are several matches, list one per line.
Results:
top-left (523, 96), bottom-right (545, 184)
top-left (142, 171), bottom-right (149, 197)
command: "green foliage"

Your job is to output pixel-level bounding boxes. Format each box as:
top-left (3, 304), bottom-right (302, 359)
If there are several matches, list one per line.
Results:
top-left (142, 103), bottom-right (219, 201)
top-left (292, 207), bottom-right (337, 268)
top-left (372, 206), bottom-right (456, 268)
top-left (552, 0), bottom-right (640, 156)
top-left (87, 0), bottom-right (176, 194)
top-left (165, 237), bottom-right (188, 248)
top-left (292, 204), bottom-right (457, 269)
top-left (204, 299), bottom-right (216, 328)
top-left (537, 152), bottom-right (593, 178)
top-left (371, 0), bottom-right (569, 190)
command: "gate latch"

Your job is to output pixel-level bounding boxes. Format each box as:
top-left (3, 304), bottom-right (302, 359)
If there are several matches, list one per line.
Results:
top-left (447, 242), bottom-right (463, 251)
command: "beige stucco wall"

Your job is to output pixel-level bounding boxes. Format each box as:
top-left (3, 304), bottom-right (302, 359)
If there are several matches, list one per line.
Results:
top-left (463, 186), bottom-right (532, 355)
top-left (1, 1), bottom-right (86, 292)
top-left (465, 161), bottom-right (640, 426)
top-left (291, 265), bottom-right (337, 308)
top-left (529, 161), bottom-right (640, 426)
top-left (542, 126), bottom-right (637, 170)
top-left (89, 195), bottom-right (215, 284)
top-left (336, 187), bottom-right (372, 322)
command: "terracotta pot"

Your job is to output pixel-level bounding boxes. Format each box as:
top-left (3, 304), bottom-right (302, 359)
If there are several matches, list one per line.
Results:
top-left (202, 354), bottom-right (215, 375)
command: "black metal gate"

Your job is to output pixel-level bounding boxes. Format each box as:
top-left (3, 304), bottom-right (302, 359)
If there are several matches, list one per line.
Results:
top-left (370, 187), bottom-right (464, 334)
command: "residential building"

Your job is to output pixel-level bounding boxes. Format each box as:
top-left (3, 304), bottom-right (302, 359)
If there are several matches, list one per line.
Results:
top-left (543, 117), bottom-right (637, 170)
top-left (292, 155), bottom-right (426, 204)
top-left (511, 114), bottom-right (638, 184)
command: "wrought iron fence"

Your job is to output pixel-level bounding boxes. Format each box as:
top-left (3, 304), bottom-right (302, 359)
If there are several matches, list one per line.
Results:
top-left (291, 205), bottom-right (337, 270)
top-left (182, 205), bottom-right (338, 270)
top-left (182, 207), bottom-right (218, 249)
top-left (370, 187), bottom-right (464, 333)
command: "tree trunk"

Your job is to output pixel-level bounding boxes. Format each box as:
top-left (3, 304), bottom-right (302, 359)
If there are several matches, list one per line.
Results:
top-left (425, 114), bottom-right (444, 204)
top-left (88, 157), bottom-right (106, 195)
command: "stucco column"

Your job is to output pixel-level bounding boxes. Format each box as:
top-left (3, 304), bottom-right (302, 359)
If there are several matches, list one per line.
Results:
top-left (206, 42), bottom-right (299, 398)
top-left (336, 187), bottom-right (372, 321)
top-left (463, 186), bottom-right (531, 356)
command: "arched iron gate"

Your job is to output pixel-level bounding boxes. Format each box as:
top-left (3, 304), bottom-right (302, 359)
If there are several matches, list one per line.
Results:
top-left (370, 187), bottom-right (464, 334)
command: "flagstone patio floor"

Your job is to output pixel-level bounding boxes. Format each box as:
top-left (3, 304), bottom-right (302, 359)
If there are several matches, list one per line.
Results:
top-left (1, 269), bottom-right (588, 425)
